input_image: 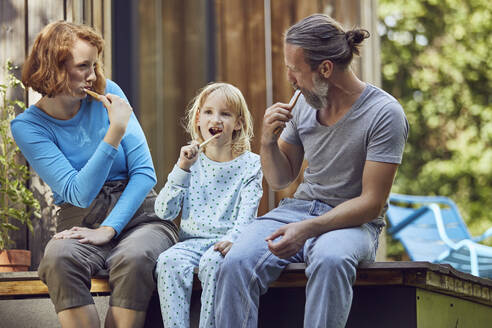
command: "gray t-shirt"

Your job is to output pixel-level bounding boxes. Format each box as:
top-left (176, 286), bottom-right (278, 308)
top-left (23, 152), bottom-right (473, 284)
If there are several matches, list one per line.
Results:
top-left (281, 83), bottom-right (408, 219)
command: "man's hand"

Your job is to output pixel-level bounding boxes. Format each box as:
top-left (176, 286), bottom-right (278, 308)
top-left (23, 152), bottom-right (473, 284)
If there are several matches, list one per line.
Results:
top-left (53, 226), bottom-right (116, 245)
top-left (265, 221), bottom-right (311, 259)
top-left (261, 102), bottom-right (293, 146)
top-left (214, 241), bottom-right (233, 256)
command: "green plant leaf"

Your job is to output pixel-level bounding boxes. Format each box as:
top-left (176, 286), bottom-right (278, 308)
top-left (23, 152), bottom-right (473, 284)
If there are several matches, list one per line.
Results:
top-left (0, 60), bottom-right (41, 250)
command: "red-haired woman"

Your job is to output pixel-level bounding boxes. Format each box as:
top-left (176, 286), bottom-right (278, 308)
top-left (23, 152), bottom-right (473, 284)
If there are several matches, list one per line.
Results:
top-left (11, 20), bottom-right (178, 327)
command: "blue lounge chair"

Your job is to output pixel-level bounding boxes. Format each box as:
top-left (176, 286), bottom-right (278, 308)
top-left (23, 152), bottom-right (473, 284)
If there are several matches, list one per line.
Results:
top-left (386, 193), bottom-right (492, 278)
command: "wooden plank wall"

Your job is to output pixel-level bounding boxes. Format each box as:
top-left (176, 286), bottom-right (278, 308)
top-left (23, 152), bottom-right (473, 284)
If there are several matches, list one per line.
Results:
top-left (139, 0), bottom-right (208, 188)
top-left (0, 0), bottom-right (111, 268)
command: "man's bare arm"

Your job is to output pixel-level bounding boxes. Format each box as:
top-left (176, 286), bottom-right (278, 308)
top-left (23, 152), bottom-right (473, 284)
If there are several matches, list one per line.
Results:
top-left (306, 160), bottom-right (398, 233)
top-left (260, 98), bottom-right (304, 190)
top-left (260, 139), bottom-right (304, 190)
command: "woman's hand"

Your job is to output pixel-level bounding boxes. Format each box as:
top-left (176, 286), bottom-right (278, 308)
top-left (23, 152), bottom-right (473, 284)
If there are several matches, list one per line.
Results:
top-left (214, 240), bottom-right (233, 256)
top-left (53, 226), bottom-right (116, 245)
top-left (99, 93), bottom-right (133, 148)
top-left (177, 141), bottom-right (200, 171)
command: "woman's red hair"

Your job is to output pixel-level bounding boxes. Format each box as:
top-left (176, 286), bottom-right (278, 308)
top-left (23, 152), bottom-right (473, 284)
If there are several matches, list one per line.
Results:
top-left (22, 20), bottom-right (106, 97)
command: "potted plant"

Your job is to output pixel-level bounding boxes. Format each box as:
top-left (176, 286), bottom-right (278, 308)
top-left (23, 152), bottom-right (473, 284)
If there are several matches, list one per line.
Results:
top-left (0, 60), bottom-right (41, 271)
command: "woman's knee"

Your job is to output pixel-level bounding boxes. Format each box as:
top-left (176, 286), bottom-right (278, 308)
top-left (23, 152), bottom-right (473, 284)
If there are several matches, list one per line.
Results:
top-left (111, 248), bottom-right (156, 276)
top-left (38, 239), bottom-right (91, 284)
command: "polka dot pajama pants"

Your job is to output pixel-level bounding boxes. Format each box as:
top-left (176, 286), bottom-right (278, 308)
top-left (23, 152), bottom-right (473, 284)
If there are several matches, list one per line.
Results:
top-left (155, 238), bottom-right (223, 328)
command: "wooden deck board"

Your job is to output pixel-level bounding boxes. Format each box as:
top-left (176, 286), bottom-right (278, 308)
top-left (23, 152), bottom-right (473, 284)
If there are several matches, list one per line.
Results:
top-left (2, 261), bottom-right (491, 306)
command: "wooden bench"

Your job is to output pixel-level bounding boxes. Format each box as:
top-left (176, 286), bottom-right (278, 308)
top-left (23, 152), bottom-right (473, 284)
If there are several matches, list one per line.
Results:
top-left (1, 262), bottom-right (492, 327)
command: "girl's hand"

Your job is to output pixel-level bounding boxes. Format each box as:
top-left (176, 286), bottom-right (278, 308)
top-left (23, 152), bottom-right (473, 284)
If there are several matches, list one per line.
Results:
top-left (214, 240), bottom-right (233, 256)
top-left (99, 93), bottom-right (133, 148)
top-left (178, 141), bottom-right (200, 171)
top-left (53, 226), bottom-right (116, 245)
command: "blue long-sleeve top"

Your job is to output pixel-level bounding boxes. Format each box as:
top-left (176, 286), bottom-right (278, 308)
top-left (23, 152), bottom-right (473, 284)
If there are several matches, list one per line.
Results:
top-left (155, 151), bottom-right (263, 242)
top-left (11, 79), bottom-right (156, 236)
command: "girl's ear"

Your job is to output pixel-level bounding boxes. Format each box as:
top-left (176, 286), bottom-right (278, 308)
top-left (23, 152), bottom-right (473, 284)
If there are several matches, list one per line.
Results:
top-left (234, 116), bottom-right (243, 131)
top-left (195, 109), bottom-right (200, 125)
top-left (195, 109), bottom-right (203, 138)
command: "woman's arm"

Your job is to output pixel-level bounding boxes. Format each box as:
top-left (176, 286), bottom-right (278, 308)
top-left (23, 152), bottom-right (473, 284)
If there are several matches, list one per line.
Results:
top-left (99, 117), bottom-right (157, 235)
top-left (11, 120), bottom-right (118, 208)
top-left (11, 80), bottom-right (134, 208)
top-left (53, 110), bottom-right (157, 242)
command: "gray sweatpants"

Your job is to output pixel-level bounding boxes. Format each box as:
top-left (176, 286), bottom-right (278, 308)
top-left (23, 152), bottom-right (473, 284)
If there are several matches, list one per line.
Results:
top-left (38, 180), bottom-right (178, 313)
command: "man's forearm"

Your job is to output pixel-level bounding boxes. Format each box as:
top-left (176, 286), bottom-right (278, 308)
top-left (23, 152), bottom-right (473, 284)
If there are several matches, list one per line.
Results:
top-left (303, 194), bottom-right (385, 239)
top-left (302, 160), bottom-right (397, 238)
top-left (260, 143), bottom-right (296, 190)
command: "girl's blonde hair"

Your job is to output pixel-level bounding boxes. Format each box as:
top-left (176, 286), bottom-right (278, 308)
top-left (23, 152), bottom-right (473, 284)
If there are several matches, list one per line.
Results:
top-left (185, 82), bottom-right (253, 156)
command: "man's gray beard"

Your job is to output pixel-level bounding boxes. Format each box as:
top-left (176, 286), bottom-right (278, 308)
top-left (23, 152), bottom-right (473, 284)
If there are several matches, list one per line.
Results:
top-left (300, 74), bottom-right (329, 110)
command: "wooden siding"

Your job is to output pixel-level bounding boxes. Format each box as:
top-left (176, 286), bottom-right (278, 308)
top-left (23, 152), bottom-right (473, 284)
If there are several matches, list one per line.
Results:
top-left (138, 0), bottom-right (208, 188)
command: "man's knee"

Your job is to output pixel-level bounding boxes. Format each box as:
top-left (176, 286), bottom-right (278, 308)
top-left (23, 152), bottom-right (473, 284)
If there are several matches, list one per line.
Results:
top-left (218, 246), bottom-right (250, 277)
top-left (307, 253), bottom-right (355, 279)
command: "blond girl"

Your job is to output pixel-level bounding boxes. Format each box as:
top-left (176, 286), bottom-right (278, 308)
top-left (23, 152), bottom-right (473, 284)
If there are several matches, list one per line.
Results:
top-left (154, 82), bottom-right (263, 327)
